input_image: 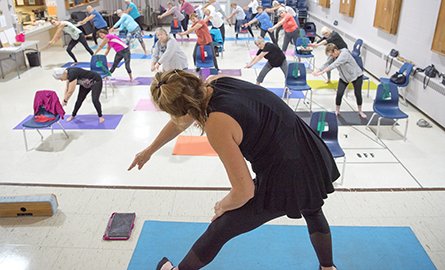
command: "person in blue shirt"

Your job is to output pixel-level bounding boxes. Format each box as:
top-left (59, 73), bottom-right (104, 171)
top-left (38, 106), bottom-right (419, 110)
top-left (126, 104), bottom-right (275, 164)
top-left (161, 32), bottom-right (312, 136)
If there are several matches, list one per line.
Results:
top-left (110, 9), bottom-right (147, 55)
top-left (243, 6), bottom-right (276, 44)
top-left (78, 5), bottom-right (108, 45)
top-left (124, 0), bottom-right (144, 32)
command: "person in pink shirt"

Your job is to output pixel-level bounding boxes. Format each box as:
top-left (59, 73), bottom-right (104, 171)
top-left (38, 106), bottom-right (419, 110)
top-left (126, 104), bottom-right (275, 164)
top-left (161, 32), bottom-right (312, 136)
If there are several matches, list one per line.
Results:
top-left (179, 0), bottom-right (195, 33)
top-left (94, 29), bottom-right (133, 81)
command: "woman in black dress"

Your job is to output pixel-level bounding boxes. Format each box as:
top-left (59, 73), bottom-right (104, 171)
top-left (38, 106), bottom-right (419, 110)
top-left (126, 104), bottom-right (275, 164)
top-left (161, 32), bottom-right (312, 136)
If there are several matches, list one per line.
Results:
top-left (129, 70), bottom-right (339, 270)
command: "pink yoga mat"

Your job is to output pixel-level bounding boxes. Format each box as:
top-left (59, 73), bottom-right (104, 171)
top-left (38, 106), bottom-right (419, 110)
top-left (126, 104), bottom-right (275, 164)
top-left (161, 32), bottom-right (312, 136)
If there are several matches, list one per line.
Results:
top-left (134, 99), bottom-right (159, 111)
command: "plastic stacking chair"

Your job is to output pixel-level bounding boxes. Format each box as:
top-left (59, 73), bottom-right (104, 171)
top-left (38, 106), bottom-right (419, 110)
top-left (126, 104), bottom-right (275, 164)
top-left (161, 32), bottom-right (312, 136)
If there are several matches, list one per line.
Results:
top-left (294, 37), bottom-right (315, 69)
top-left (90, 54), bottom-right (114, 98)
top-left (366, 83), bottom-right (409, 141)
top-left (349, 52), bottom-right (372, 98)
top-left (210, 27), bottom-right (224, 58)
top-left (195, 45), bottom-right (215, 69)
top-left (304, 22), bottom-right (316, 42)
top-left (309, 111), bottom-right (346, 184)
top-left (284, 62), bottom-right (312, 111)
top-left (351, 38), bottom-right (363, 57)
top-left (22, 90), bottom-right (69, 151)
top-left (379, 62), bottom-right (414, 106)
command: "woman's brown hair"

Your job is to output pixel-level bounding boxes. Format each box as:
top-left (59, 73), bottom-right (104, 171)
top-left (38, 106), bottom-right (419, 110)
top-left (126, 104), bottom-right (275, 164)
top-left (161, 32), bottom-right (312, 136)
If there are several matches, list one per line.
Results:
top-left (150, 70), bottom-right (208, 130)
top-left (325, 43), bottom-right (338, 55)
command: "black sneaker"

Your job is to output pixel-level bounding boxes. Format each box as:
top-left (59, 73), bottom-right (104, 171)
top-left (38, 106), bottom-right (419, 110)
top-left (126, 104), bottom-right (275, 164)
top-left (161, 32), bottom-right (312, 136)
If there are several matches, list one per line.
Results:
top-left (195, 67), bottom-right (201, 72)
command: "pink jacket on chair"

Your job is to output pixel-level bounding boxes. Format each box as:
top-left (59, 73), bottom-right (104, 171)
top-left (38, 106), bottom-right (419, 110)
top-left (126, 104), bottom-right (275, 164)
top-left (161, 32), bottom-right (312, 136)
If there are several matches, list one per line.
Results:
top-left (33, 90), bottom-right (65, 119)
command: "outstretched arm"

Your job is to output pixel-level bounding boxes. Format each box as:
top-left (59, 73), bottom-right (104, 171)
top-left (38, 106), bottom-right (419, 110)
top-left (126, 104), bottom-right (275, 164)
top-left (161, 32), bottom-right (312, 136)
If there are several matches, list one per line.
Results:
top-left (78, 14), bottom-right (94, 25)
top-left (128, 115), bottom-right (195, 170)
top-left (245, 51), bottom-right (268, 68)
top-left (94, 37), bottom-right (108, 55)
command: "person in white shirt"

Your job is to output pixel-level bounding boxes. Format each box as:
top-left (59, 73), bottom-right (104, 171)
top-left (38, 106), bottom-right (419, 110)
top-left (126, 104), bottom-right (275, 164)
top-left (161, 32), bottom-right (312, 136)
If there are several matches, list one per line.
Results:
top-left (158, 2), bottom-right (187, 38)
top-left (227, 2), bottom-right (254, 38)
top-left (202, 8), bottom-right (225, 41)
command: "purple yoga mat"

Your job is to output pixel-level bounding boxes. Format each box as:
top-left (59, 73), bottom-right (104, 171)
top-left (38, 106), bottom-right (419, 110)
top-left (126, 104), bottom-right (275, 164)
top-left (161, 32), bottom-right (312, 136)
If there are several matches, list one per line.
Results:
top-left (176, 38), bottom-right (198, 42)
top-left (266, 88), bottom-right (304, 99)
top-left (134, 99), bottom-right (159, 111)
top-left (249, 49), bottom-right (294, 57)
top-left (110, 77), bottom-right (153, 86)
top-left (14, 114), bottom-right (123, 130)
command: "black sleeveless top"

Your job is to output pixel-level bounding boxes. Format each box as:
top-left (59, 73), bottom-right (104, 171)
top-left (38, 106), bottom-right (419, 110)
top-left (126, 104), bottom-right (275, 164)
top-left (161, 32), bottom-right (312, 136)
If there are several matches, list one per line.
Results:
top-left (207, 77), bottom-right (339, 218)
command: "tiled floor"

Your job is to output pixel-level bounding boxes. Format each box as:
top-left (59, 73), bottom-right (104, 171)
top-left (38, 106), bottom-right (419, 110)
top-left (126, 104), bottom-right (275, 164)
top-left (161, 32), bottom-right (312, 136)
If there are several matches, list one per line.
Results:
top-left (0, 26), bottom-right (444, 269)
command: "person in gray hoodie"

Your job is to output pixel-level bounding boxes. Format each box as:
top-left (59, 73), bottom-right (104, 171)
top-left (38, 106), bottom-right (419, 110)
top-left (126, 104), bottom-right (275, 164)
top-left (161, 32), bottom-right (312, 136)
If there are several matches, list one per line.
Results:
top-left (151, 28), bottom-right (188, 72)
top-left (313, 43), bottom-right (367, 118)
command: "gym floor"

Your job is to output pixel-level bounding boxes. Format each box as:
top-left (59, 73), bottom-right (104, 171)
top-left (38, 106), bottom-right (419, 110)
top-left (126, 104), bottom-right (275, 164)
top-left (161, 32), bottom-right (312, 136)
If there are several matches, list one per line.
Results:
top-left (0, 26), bottom-right (444, 269)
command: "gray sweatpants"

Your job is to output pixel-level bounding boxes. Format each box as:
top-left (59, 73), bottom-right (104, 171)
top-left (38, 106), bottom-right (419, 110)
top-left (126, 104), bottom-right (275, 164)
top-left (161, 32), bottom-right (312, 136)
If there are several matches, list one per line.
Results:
top-left (256, 59), bottom-right (288, 84)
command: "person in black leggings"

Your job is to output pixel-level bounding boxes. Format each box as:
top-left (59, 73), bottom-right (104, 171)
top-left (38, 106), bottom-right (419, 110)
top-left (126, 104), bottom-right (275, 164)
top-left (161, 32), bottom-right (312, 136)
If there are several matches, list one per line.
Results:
top-left (129, 70), bottom-right (339, 270)
top-left (49, 19), bottom-right (94, 63)
top-left (53, 67), bottom-right (104, 123)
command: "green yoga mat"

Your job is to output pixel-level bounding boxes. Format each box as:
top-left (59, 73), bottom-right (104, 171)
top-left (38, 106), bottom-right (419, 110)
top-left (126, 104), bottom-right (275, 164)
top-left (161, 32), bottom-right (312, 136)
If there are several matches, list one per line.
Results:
top-left (307, 80), bottom-right (378, 90)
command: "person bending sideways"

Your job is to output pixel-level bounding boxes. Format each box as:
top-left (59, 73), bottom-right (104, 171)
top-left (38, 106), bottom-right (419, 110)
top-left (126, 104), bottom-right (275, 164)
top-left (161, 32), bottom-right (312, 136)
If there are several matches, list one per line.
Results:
top-left (77, 5), bottom-right (108, 45)
top-left (157, 1), bottom-right (186, 38)
top-left (129, 70), bottom-right (339, 270)
top-left (268, 7), bottom-right (299, 51)
top-left (152, 28), bottom-right (188, 72)
top-left (95, 29), bottom-right (133, 81)
top-left (313, 43), bottom-right (367, 118)
top-left (309, 26), bottom-right (348, 83)
top-left (245, 37), bottom-right (287, 85)
top-left (179, 13), bottom-right (219, 71)
top-left (53, 68), bottom-right (105, 123)
top-left (48, 19), bottom-right (94, 63)
top-left (109, 9), bottom-right (147, 55)
top-left (226, 2), bottom-right (254, 39)
top-left (243, 6), bottom-right (277, 44)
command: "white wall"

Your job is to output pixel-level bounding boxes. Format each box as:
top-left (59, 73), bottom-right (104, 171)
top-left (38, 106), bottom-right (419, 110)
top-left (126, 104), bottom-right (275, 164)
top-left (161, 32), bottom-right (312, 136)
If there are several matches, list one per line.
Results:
top-left (307, 0), bottom-right (445, 128)
top-left (307, 0), bottom-right (444, 72)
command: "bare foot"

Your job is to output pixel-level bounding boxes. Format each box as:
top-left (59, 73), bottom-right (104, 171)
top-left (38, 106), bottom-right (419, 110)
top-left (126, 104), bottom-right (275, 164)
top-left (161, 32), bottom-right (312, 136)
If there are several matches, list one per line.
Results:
top-left (99, 117), bottom-right (105, 124)
top-left (359, 111), bottom-right (367, 118)
top-left (129, 74), bottom-right (133, 82)
top-left (66, 116), bottom-right (75, 122)
top-left (325, 79), bottom-right (331, 84)
top-left (160, 260), bottom-right (174, 270)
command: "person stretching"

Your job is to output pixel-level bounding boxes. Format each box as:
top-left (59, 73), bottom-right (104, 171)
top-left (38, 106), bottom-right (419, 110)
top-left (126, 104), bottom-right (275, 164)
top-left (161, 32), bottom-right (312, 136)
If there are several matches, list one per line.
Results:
top-left (77, 5), bottom-right (108, 45)
top-left (53, 68), bottom-right (104, 123)
top-left (245, 37), bottom-right (287, 85)
top-left (313, 43), bottom-right (367, 118)
top-left (110, 9), bottom-right (147, 55)
top-left (243, 6), bottom-right (277, 44)
top-left (48, 19), bottom-right (94, 63)
top-left (268, 7), bottom-right (299, 51)
top-left (95, 29), bottom-right (133, 81)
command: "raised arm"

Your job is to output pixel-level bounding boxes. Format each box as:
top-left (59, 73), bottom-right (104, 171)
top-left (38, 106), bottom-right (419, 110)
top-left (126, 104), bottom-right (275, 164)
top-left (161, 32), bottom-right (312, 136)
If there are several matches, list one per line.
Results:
top-left (206, 112), bottom-right (255, 221)
top-left (128, 114), bottom-right (195, 170)
top-left (78, 14), bottom-right (94, 25)
top-left (180, 22), bottom-right (202, 36)
top-left (48, 24), bottom-right (65, 46)
top-left (158, 7), bottom-right (174, 19)
top-left (63, 79), bottom-right (77, 104)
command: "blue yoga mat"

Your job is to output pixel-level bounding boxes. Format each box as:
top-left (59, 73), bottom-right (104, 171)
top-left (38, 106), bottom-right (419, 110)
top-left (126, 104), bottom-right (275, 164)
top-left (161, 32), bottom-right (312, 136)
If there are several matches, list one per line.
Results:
top-left (128, 221), bottom-right (436, 270)
top-left (14, 114), bottom-right (123, 130)
top-left (131, 53), bottom-right (152, 59)
top-left (143, 35), bottom-right (154, 39)
top-left (61, 62), bottom-right (124, 69)
top-left (266, 87), bottom-right (304, 99)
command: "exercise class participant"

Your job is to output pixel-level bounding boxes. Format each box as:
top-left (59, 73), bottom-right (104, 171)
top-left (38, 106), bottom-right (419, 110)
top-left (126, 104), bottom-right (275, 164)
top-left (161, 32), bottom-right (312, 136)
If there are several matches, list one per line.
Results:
top-left (245, 37), bottom-right (287, 85)
top-left (313, 43), bottom-right (367, 118)
top-left (53, 68), bottom-right (104, 123)
top-left (48, 19), bottom-right (94, 63)
top-left (129, 70), bottom-right (339, 270)
top-left (268, 7), bottom-right (299, 51)
top-left (124, 0), bottom-right (145, 32)
top-left (151, 28), bottom-right (188, 72)
top-left (110, 9), bottom-right (147, 55)
top-left (179, 13), bottom-right (219, 71)
top-left (95, 29), bottom-right (133, 81)
top-left (243, 6), bottom-right (277, 44)
top-left (77, 5), bottom-right (108, 45)
top-left (226, 2), bottom-right (254, 39)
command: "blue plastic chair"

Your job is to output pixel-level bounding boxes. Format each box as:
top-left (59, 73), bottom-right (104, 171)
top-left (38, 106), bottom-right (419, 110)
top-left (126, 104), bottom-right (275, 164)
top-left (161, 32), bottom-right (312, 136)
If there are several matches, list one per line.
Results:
top-left (90, 54), bottom-right (113, 98)
top-left (284, 62), bottom-right (312, 111)
top-left (195, 45), bottom-right (215, 69)
top-left (366, 83), bottom-right (409, 141)
top-left (210, 27), bottom-right (224, 58)
top-left (309, 111), bottom-right (346, 184)
top-left (22, 91), bottom-right (69, 151)
top-left (294, 37), bottom-right (315, 69)
top-left (350, 51), bottom-right (372, 98)
top-left (170, 19), bottom-right (182, 36)
top-left (351, 38), bottom-right (363, 57)
top-left (379, 62), bottom-right (414, 106)
top-left (304, 22), bottom-right (316, 42)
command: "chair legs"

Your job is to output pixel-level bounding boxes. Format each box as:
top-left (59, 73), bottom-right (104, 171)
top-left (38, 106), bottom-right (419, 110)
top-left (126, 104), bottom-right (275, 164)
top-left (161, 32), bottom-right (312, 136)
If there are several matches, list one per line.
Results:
top-left (57, 122), bottom-right (70, 139)
top-left (367, 113), bottom-right (408, 141)
top-left (399, 86), bottom-right (408, 106)
top-left (22, 122), bottom-right (69, 151)
top-left (338, 155), bottom-right (346, 185)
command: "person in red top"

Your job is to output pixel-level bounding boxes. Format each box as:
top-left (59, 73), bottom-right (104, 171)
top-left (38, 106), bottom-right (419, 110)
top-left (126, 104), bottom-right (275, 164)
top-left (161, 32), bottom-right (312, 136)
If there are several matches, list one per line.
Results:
top-left (179, 0), bottom-right (195, 33)
top-left (268, 7), bottom-right (299, 51)
top-left (179, 13), bottom-right (219, 70)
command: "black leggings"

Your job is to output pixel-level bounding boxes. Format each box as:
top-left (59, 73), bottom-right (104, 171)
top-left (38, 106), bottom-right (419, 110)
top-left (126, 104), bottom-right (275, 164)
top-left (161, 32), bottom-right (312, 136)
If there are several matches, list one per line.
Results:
top-left (219, 24), bottom-right (225, 42)
top-left (92, 26), bottom-right (108, 45)
top-left (110, 48), bottom-right (131, 74)
top-left (235, 19), bottom-right (254, 38)
top-left (72, 80), bottom-right (103, 117)
top-left (260, 28), bottom-right (277, 44)
top-left (182, 14), bottom-right (190, 32)
top-left (66, 33), bottom-right (94, 62)
top-left (177, 199), bottom-right (334, 269)
top-left (336, 75), bottom-right (363, 106)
